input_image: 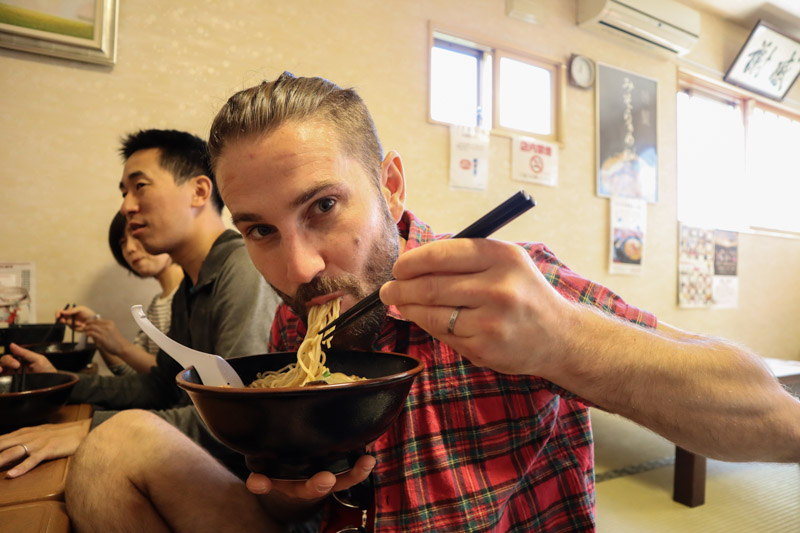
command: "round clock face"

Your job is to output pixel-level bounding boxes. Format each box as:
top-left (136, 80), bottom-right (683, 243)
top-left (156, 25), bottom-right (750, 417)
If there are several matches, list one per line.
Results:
top-left (569, 55), bottom-right (595, 89)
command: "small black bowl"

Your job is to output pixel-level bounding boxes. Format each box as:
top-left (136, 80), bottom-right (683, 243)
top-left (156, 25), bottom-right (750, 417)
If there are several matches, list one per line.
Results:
top-left (176, 350), bottom-right (423, 480)
top-left (0, 323), bottom-right (66, 352)
top-left (0, 372), bottom-right (79, 428)
top-left (23, 342), bottom-right (96, 372)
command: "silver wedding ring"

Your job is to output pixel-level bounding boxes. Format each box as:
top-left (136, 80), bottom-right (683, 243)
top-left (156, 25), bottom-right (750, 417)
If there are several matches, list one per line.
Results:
top-left (19, 443), bottom-right (30, 458)
top-left (447, 307), bottom-right (462, 335)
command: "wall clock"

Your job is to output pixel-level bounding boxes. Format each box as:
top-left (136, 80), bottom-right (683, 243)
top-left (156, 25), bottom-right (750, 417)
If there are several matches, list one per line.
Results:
top-left (569, 54), bottom-right (596, 89)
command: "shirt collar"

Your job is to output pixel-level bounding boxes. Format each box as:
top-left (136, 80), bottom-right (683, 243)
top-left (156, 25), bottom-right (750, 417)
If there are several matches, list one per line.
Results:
top-left (383, 210), bottom-right (434, 323)
top-left (187, 229), bottom-right (243, 294)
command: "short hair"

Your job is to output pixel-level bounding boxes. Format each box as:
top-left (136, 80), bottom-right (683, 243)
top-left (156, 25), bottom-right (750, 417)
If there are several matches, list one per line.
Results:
top-left (208, 72), bottom-right (384, 189)
top-left (119, 129), bottom-right (224, 211)
top-left (108, 211), bottom-right (140, 277)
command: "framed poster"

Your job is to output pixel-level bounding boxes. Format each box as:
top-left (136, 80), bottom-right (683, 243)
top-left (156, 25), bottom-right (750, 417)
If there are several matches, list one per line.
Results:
top-left (0, 0), bottom-right (118, 65)
top-left (724, 20), bottom-right (800, 101)
top-left (596, 63), bottom-right (657, 203)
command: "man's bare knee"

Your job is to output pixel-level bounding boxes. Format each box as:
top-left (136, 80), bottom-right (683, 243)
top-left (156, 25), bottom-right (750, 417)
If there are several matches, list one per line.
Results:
top-left (67, 410), bottom-right (172, 533)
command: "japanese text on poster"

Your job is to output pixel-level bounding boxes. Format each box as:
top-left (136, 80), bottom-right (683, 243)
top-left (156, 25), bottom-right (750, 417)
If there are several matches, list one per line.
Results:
top-left (597, 64), bottom-right (658, 203)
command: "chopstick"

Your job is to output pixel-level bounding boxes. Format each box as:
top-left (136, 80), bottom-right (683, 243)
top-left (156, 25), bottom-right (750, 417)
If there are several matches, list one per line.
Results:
top-left (18, 363), bottom-right (27, 393)
top-left (10, 357), bottom-right (27, 393)
top-left (319, 190), bottom-right (537, 341)
top-left (319, 292), bottom-right (382, 341)
top-left (42, 303), bottom-right (71, 345)
top-left (70, 303), bottom-right (76, 344)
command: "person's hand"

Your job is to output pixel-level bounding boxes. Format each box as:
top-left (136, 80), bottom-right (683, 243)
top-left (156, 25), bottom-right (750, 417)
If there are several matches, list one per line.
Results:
top-left (245, 454), bottom-right (376, 518)
top-left (0, 419), bottom-right (91, 477)
top-left (82, 318), bottom-right (128, 355)
top-left (380, 238), bottom-right (573, 377)
top-left (56, 305), bottom-right (98, 331)
top-left (0, 343), bottom-right (57, 374)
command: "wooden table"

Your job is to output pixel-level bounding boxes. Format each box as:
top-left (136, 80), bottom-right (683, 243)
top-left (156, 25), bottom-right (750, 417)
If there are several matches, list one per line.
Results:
top-left (673, 357), bottom-right (800, 507)
top-left (0, 404), bottom-right (92, 533)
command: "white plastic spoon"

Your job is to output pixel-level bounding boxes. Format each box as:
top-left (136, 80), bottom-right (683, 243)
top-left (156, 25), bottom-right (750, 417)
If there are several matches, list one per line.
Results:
top-left (130, 304), bottom-right (244, 387)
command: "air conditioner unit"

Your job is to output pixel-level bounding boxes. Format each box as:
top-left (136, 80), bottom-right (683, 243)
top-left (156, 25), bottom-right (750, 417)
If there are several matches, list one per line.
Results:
top-left (577, 0), bottom-right (700, 56)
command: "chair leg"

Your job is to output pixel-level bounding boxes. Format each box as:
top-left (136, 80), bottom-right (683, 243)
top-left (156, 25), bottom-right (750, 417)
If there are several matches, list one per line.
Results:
top-left (673, 446), bottom-right (706, 507)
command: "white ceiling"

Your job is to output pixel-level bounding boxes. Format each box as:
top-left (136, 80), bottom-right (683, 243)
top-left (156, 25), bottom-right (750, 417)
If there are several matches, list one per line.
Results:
top-left (678, 0), bottom-right (800, 36)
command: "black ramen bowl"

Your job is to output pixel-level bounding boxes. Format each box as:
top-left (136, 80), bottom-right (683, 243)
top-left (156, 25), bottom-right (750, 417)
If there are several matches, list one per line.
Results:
top-left (0, 372), bottom-right (79, 428)
top-left (176, 350), bottom-right (423, 480)
top-left (23, 342), bottom-right (96, 372)
top-left (0, 323), bottom-right (65, 353)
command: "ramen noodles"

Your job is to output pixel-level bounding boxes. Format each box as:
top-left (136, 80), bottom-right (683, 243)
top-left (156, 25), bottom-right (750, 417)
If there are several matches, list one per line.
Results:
top-left (248, 298), bottom-right (363, 388)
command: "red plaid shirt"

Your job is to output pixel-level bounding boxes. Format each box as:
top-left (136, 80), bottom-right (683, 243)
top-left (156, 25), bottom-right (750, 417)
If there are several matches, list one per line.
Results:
top-left (269, 211), bottom-right (657, 532)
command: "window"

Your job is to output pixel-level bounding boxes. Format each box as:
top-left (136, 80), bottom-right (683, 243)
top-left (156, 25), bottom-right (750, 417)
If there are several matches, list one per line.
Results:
top-left (497, 54), bottom-right (553, 135)
top-left (430, 38), bottom-right (490, 127)
top-left (429, 29), bottom-right (561, 142)
top-left (677, 73), bottom-right (800, 235)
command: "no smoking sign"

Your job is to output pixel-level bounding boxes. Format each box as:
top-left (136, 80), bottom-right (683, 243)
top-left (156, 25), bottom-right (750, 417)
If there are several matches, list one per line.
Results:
top-left (512, 135), bottom-right (558, 187)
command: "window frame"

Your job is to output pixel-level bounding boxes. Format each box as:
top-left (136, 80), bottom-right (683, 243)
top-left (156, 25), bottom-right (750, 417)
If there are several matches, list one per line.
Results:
top-left (428, 23), bottom-right (564, 144)
top-left (678, 70), bottom-right (800, 238)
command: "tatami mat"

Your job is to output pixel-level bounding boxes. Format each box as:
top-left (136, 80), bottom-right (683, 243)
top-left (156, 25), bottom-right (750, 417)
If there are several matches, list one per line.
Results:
top-left (591, 409), bottom-right (800, 533)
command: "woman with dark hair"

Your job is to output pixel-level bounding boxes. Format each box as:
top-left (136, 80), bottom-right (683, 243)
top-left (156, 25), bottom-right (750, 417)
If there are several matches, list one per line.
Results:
top-left (57, 212), bottom-right (183, 375)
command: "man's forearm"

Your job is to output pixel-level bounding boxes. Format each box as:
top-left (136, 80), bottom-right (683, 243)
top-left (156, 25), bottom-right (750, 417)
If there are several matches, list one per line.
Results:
top-left (547, 303), bottom-right (800, 462)
top-left (117, 342), bottom-right (157, 374)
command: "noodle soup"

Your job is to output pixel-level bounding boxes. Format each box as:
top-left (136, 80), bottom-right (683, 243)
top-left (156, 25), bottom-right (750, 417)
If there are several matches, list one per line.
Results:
top-left (249, 299), bottom-right (364, 388)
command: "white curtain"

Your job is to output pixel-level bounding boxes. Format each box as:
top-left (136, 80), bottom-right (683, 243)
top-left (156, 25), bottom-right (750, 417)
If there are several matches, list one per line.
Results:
top-left (747, 108), bottom-right (800, 232)
top-left (677, 91), bottom-right (747, 231)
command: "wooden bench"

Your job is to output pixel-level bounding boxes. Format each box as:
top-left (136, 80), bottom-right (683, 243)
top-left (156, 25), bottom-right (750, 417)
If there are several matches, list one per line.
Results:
top-left (673, 357), bottom-right (800, 507)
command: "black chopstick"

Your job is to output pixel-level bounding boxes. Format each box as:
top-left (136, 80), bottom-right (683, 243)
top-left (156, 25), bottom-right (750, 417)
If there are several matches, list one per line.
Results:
top-left (319, 292), bottom-right (382, 341)
top-left (42, 303), bottom-right (71, 345)
top-left (319, 190), bottom-right (536, 341)
top-left (19, 363), bottom-right (27, 393)
top-left (10, 357), bottom-right (27, 393)
top-left (70, 303), bottom-right (76, 345)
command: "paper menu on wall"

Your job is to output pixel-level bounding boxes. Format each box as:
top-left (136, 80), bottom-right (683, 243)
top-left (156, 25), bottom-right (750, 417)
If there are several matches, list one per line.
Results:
top-left (677, 224), bottom-right (739, 309)
top-left (678, 224), bottom-right (714, 308)
top-left (0, 262), bottom-right (36, 324)
top-left (609, 197), bottom-right (646, 275)
top-left (711, 230), bottom-right (738, 309)
top-left (449, 125), bottom-right (489, 191)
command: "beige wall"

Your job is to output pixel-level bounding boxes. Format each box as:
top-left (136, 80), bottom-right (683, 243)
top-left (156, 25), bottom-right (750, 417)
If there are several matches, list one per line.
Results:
top-left (1, 0), bottom-right (798, 359)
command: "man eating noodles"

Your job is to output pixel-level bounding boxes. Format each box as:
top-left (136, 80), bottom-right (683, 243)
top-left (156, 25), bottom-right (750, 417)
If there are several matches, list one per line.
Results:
top-left (0, 130), bottom-right (279, 481)
top-left (64, 73), bottom-right (800, 533)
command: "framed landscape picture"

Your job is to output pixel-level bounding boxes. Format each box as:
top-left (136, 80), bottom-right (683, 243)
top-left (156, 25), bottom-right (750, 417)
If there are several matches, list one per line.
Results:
top-left (0, 0), bottom-right (118, 65)
top-left (724, 20), bottom-right (800, 101)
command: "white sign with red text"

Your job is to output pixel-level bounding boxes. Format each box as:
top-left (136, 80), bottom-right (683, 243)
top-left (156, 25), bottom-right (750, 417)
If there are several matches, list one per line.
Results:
top-left (449, 125), bottom-right (490, 191)
top-left (511, 135), bottom-right (558, 187)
